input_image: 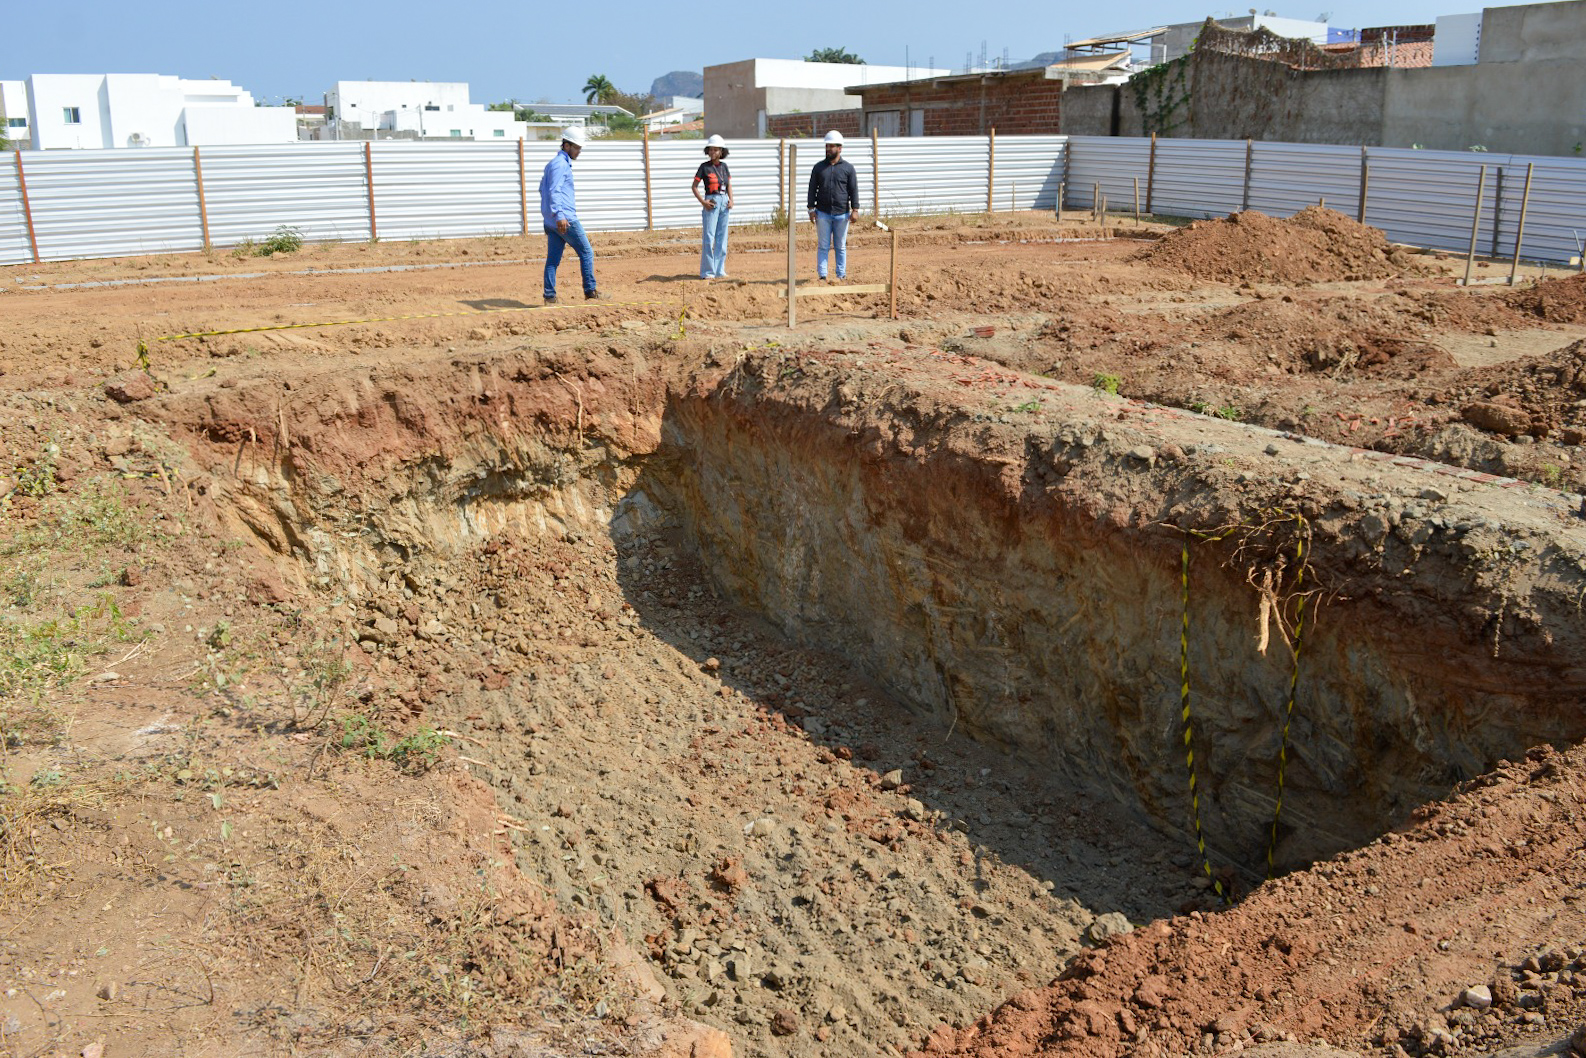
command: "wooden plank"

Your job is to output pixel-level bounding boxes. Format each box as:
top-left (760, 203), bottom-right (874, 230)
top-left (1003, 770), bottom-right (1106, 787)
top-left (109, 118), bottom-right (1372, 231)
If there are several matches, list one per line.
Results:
top-left (193, 147), bottom-right (211, 250)
top-left (782, 283), bottom-right (891, 299)
top-left (786, 143), bottom-right (797, 327)
top-left (1509, 161), bottom-right (1534, 286)
top-left (518, 139), bottom-right (528, 237)
top-left (15, 151), bottom-right (40, 264)
top-left (364, 141), bottom-right (378, 241)
top-left (889, 228), bottom-right (898, 320)
top-left (643, 126), bottom-right (653, 231)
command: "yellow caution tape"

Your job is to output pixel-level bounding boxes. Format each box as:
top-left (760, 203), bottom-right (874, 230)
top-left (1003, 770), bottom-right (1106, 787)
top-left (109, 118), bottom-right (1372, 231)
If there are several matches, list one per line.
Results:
top-left (1180, 537), bottom-right (1232, 906)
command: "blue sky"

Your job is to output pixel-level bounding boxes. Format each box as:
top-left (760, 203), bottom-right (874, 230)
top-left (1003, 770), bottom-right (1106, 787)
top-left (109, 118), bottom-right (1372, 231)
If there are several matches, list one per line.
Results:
top-left (10, 0), bottom-right (1531, 106)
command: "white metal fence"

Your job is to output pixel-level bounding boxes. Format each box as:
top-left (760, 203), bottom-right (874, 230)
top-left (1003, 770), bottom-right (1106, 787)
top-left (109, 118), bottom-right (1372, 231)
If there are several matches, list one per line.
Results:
top-left (2, 135), bottom-right (1583, 267)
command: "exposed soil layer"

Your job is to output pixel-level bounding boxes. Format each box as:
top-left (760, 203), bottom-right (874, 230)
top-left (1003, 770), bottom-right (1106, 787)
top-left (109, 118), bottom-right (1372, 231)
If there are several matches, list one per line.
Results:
top-left (4, 213), bottom-right (1586, 1058)
top-left (1133, 207), bottom-right (1420, 285)
top-left (1504, 272), bottom-right (1586, 325)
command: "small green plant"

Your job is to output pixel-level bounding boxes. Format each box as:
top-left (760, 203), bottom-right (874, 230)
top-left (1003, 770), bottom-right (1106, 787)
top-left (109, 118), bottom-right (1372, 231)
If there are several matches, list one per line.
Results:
top-left (1012, 400), bottom-right (1043, 413)
top-left (1214, 404), bottom-right (1244, 421)
top-left (336, 713), bottom-right (449, 773)
top-left (13, 448), bottom-right (60, 498)
top-left (769, 206), bottom-right (789, 232)
top-left (1188, 400), bottom-right (1209, 414)
top-left (229, 238), bottom-right (257, 259)
top-left (1092, 373), bottom-right (1121, 395)
top-left (1541, 463), bottom-right (1563, 487)
top-left (255, 225), bottom-right (304, 256)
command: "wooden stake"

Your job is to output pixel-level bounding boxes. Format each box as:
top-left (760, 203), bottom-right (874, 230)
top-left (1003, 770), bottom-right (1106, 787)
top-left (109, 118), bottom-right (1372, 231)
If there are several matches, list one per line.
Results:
top-left (193, 147), bottom-right (211, 251)
top-left (1145, 131), bottom-right (1158, 214)
top-left (517, 138), bottom-right (528, 237)
top-left (1508, 161), bottom-right (1534, 286)
top-left (1357, 145), bottom-right (1369, 223)
top-left (1491, 168), bottom-right (1504, 259)
top-left (14, 151), bottom-right (40, 264)
top-left (363, 141), bottom-right (378, 241)
top-left (786, 143), bottom-right (797, 328)
top-left (871, 126), bottom-right (880, 220)
top-left (889, 227), bottom-right (898, 320)
top-left (643, 125), bottom-right (655, 231)
top-left (1094, 182), bottom-right (1101, 224)
top-left (1133, 176), bottom-right (1141, 225)
top-left (987, 127), bottom-right (996, 214)
top-left (1057, 181), bottom-right (1065, 220)
top-left (1241, 137), bottom-right (1253, 212)
top-left (1318, 197), bottom-right (1326, 210)
top-left (1463, 164), bottom-right (1487, 286)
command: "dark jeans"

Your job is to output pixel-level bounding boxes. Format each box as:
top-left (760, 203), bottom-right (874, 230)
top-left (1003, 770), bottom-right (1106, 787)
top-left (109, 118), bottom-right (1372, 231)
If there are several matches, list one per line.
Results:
top-left (543, 219), bottom-right (596, 297)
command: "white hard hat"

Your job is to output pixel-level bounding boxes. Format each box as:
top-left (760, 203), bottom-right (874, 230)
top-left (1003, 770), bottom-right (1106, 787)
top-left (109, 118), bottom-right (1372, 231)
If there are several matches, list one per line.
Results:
top-left (562, 125), bottom-right (587, 147)
top-left (824, 130), bottom-right (845, 145)
top-left (704, 134), bottom-right (729, 157)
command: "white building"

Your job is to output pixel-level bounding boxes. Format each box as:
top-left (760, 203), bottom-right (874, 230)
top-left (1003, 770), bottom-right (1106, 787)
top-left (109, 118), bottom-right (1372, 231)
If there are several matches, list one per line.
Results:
top-left (1, 80), bottom-right (28, 146)
top-left (641, 96), bottom-right (704, 128)
top-left (25, 74), bottom-right (296, 149)
top-left (704, 59), bottom-right (953, 137)
top-left (322, 81), bottom-right (527, 140)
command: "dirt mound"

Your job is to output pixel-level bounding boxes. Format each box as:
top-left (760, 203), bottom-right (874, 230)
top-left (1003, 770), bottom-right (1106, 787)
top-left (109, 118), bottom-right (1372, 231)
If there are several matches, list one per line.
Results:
top-left (910, 742), bottom-right (1586, 1058)
top-left (1136, 207), bottom-right (1415, 285)
top-left (1505, 272), bottom-right (1586, 324)
top-left (1439, 337), bottom-right (1586, 441)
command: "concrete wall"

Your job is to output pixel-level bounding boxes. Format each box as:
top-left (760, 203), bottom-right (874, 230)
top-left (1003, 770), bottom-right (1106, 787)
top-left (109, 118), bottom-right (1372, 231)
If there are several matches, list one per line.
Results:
top-left (1383, 57), bottom-right (1586, 154)
top-left (183, 105), bottom-right (297, 146)
top-left (1479, 0), bottom-right (1586, 62)
top-left (704, 60), bottom-right (763, 139)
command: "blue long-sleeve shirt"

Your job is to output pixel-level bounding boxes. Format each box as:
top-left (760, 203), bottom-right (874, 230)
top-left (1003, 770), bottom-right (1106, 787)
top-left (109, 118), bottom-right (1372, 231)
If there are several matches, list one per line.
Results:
top-left (539, 149), bottom-right (577, 226)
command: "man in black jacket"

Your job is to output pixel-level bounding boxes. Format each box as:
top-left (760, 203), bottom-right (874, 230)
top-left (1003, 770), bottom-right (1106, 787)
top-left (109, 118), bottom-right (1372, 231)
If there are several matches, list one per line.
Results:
top-left (806, 130), bottom-right (860, 281)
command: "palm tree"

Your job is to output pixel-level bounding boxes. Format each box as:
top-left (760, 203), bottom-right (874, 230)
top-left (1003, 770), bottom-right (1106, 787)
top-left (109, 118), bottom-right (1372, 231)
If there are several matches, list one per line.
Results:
top-left (583, 75), bottom-right (616, 105)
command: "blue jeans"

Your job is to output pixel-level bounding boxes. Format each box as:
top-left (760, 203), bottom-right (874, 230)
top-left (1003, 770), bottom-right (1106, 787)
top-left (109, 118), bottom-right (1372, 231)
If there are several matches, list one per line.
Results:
top-left (815, 210), bottom-right (851, 279)
top-left (543, 219), bottom-right (596, 298)
top-left (700, 193), bottom-right (730, 278)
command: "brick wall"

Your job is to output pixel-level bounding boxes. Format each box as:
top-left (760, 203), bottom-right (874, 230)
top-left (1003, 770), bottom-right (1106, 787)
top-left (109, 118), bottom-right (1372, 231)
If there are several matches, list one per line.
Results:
top-left (857, 74), bottom-right (1064, 136)
top-left (764, 109), bottom-right (862, 139)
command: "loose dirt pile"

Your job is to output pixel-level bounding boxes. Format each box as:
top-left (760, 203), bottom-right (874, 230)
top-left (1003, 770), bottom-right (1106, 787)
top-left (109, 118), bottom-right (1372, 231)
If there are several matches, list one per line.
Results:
top-left (1506, 272), bottom-right (1586, 324)
top-left (1440, 336), bottom-right (1586, 442)
top-left (913, 742), bottom-right (1586, 1058)
top-left (1136, 207), bottom-right (1417, 285)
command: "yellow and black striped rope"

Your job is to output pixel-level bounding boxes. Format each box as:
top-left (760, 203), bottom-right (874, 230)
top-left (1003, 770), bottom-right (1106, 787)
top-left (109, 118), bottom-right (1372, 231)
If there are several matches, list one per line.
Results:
top-left (151, 299), bottom-right (674, 342)
top-left (1180, 537), bottom-right (1232, 905)
top-left (1265, 515), bottom-right (1310, 879)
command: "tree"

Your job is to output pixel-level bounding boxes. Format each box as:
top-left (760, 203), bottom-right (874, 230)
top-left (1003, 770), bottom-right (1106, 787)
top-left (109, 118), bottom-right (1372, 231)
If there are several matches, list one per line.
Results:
top-left (583, 75), bottom-right (616, 104)
top-left (608, 89), bottom-right (656, 118)
top-left (488, 99), bottom-right (519, 112)
top-left (516, 107), bottom-right (552, 123)
top-left (806, 47), bottom-right (865, 64)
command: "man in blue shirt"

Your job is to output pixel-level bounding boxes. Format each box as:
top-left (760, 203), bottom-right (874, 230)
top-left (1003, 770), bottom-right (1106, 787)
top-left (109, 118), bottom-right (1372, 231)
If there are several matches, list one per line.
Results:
top-left (539, 126), bottom-right (606, 305)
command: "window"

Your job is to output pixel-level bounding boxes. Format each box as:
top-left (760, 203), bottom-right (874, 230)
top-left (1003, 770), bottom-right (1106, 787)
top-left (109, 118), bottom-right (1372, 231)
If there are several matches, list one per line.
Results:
top-left (450, 129), bottom-right (461, 137)
top-left (493, 129), bottom-right (505, 136)
top-left (424, 105), bottom-right (439, 111)
top-left (6, 118), bottom-right (25, 128)
top-left (62, 107), bottom-right (82, 124)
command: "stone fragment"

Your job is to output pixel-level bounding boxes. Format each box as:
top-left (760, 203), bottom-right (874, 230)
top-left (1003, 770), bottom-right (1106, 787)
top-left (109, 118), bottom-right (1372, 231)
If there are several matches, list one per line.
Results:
top-left (1086, 912), bottom-right (1134, 945)
top-left (770, 1009), bottom-right (798, 1036)
top-left (1462, 401), bottom-right (1531, 437)
top-left (1461, 984), bottom-right (1492, 1009)
top-left (880, 769), bottom-right (903, 790)
top-left (104, 372), bottom-right (157, 403)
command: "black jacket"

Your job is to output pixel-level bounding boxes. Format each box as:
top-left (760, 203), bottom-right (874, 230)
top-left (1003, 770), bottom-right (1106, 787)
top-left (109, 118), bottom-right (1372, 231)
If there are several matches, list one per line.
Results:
top-left (807, 157), bottom-right (859, 214)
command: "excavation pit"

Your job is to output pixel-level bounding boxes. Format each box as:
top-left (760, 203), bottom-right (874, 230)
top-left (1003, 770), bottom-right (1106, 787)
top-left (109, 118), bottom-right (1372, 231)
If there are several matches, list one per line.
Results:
top-left (191, 328), bottom-right (1586, 1057)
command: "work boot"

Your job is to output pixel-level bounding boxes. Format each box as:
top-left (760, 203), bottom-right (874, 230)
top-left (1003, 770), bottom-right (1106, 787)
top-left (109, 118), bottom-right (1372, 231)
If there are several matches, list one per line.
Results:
top-left (543, 295), bottom-right (558, 306)
top-left (585, 289), bottom-right (609, 301)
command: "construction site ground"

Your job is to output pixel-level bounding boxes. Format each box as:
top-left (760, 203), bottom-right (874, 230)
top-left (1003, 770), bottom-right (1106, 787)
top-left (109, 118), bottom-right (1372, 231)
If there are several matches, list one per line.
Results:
top-left (2, 210), bottom-right (1584, 1058)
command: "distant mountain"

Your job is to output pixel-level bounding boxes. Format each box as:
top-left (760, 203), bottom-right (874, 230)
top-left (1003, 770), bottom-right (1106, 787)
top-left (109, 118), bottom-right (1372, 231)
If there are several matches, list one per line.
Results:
top-left (1011, 51), bottom-right (1066, 69)
top-left (650, 70), bottom-right (704, 100)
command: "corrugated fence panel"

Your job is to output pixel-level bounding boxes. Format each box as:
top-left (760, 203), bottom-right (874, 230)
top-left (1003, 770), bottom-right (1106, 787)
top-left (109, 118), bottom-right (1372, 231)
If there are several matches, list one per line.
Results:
top-left (991, 136), bottom-right (1066, 212)
top-left (1500, 155), bottom-right (1586, 267)
top-left (1064, 137), bottom-right (1152, 211)
top-left (876, 136), bottom-right (989, 217)
top-left (371, 141), bottom-right (525, 241)
top-left (1363, 147), bottom-right (1504, 256)
top-left (1150, 138), bottom-right (1247, 219)
top-left (0, 159), bottom-right (28, 266)
top-left (203, 143), bottom-right (371, 246)
top-left (25, 147), bottom-right (203, 261)
top-left (4, 137), bottom-right (1582, 266)
top-left (568, 141), bottom-right (648, 232)
top-left (1248, 141), bottom-right (1363, 219)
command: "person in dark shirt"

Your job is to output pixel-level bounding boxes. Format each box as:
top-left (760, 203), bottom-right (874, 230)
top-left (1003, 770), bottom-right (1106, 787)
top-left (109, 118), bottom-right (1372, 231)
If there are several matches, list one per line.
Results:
top-left (806, 130), bottom-right (860, 281)
top-left (692, 134), bottom-right (734, 280)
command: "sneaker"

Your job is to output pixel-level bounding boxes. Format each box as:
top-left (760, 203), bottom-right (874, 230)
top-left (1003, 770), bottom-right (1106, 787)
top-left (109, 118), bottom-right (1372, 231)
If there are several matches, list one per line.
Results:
top-left (585, 289), bottom-right (608, 300)
top-left (543, 295), bottom-right (558, 305)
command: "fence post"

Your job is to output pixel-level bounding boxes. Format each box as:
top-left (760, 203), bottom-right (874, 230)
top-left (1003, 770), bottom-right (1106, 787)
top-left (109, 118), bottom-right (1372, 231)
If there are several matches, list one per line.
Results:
top-left (786, 143), bottom-right (797, 328)
top-left (1146, 131), bottom-right (1158, 215)
top-left (986, 128), bottom-right (997, 213)
top-left (1134, 176), bottom-right (1141, 225)
top-left (1060, 135), bottom-right (1071, 215)
top-left (871, 126), bottom-right (880, 219)
top-left (1491, 168), bottom-right (1504, 259)
top-left (1242, 138), bottom-right (1253, 212)
top-left (1357, 147), bottom-right (1370, 224)
top-left (518, 139), bottom-right (528, 237)
top-left (889, 227), bottom-right (898, 320)
top-left (1509, 162), bottom-right (1534, 286)
top-left (1463, 164), bottom-right (1487, 286)
top-left (778, 138), bottom-right (786, 218)
top-left (643, 125), bottom-right (654, 231)
top-left (363, 141), bottom-right (378, 241)
top-left (14, 151), bottom-right (40, 264)
top-left (193, 147), bottom-right (212, 251)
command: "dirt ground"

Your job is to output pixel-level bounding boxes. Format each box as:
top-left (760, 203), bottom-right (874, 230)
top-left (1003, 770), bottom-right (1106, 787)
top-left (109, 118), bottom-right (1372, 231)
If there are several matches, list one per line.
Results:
top-left (3, 210), bottom-right (1585, 1058)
